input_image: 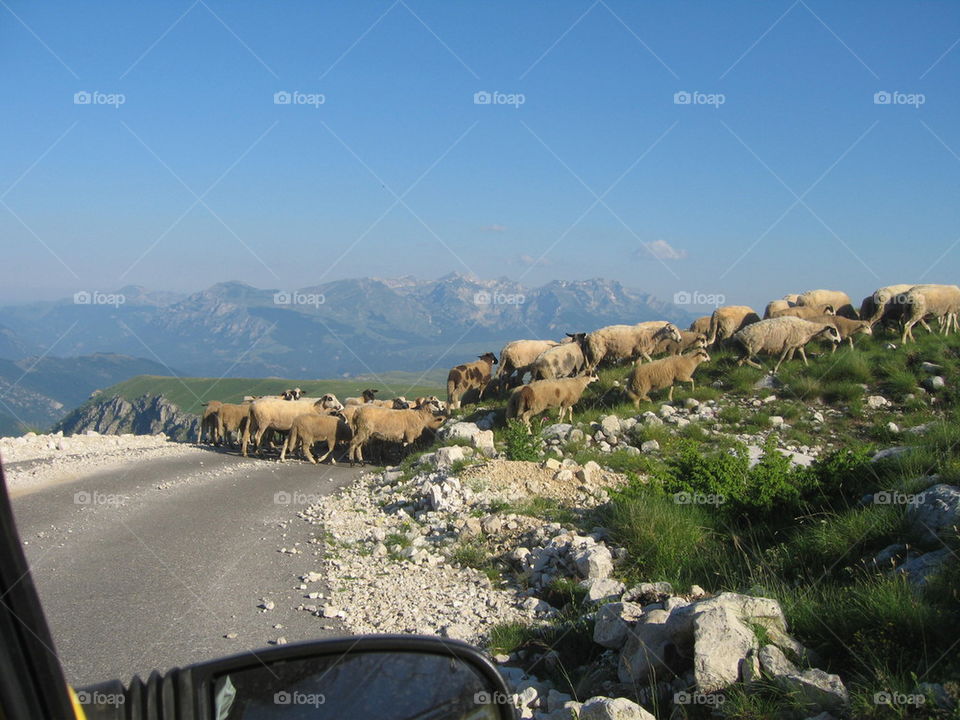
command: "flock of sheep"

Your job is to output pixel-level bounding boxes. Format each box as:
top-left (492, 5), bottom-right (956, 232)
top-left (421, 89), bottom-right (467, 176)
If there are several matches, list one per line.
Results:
top-left (195, 283), bottom-right (960, 465)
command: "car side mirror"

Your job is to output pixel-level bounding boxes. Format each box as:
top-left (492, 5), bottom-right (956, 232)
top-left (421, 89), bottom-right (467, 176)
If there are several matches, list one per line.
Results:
top-left (77, 635), bottom-right (516, 720)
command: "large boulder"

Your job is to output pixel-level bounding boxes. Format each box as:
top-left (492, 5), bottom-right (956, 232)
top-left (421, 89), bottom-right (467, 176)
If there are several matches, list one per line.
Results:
top-left (572, 543), bottom-right (613, 580)
top-left (578, 696), bottom-right (655, 720)
top-left (907, 483), bottom-right (960, 543)
top-left (593, 602), bottom-right (643, 649)
top-left (692, 605), bottom-right (758, 693)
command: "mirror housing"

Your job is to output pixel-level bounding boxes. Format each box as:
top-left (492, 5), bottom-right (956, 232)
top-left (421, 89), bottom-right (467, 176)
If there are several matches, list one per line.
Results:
top-left (77, 634), bottom-right (517, 720)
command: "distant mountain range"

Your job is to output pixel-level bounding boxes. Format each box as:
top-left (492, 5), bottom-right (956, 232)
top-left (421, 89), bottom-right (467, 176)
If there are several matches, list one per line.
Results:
top-left (0, 354), bottom-right (176, 435)
top-left (0, 275), bottom-right (694, 431)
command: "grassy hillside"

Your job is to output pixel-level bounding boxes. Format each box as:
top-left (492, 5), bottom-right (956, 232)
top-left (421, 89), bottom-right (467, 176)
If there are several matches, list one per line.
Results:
top-left (96, 369), bottom-right (449, 415)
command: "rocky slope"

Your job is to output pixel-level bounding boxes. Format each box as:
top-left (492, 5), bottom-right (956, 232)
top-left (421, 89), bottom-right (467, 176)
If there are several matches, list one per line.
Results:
top-left (53, 394), bottom-right (199, 441)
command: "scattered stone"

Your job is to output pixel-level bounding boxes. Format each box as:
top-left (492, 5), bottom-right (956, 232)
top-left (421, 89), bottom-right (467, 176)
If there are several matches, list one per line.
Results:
top-left (865, 395), bottom-right (891, 409)
top-left (907, 483), bottom-right (960, 543)
top-left (923, 376), bottom-right (945, 392)
top-left (579, 696), bottom-right (655, 720)
top-left (640, 440), bottom-right (660, 453)
top-left (594, 602), bottom-right (643, 649)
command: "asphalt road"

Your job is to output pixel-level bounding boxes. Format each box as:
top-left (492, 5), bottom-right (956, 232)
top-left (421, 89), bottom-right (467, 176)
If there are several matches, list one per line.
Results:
top-left (9, 446), bottom-right (363, 688)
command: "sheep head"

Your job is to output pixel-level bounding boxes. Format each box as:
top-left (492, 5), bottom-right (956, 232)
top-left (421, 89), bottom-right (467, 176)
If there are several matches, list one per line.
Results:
top-left (478, 352), bottom-right (498, 364)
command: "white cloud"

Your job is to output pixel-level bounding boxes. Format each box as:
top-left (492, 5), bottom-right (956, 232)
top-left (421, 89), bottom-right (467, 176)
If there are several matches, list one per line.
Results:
top-left (516, 253), bottom-right (552, 267)
top-left (640, 239), bottom-right (687, 260)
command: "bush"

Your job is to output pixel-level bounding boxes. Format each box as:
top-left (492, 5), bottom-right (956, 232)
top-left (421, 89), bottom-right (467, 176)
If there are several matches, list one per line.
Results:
top-left (653, 437), bottom-right (812, 521)
top-left (502, 419), bottom-right (540, 461)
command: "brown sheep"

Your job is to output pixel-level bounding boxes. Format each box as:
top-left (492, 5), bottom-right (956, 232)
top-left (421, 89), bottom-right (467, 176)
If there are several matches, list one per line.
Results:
top-left (348, 404), bottom-right (446, 466)
top-left (707, 306), bottom-right (760, 345)
top-left (796, 289), bottom-right (857, 318)
top-left (689, 316), bottom-right (712, 335)
top-left (807, 314), bottom-right (873, 351)
top-left (625, 348), bottom-right (711, 407)
top-left (655, 330), bottom-right (707, 356)
top-left (197, 401), bottom-right (223, 444)
top-left (769, 305), bottom-right (835, 320)
top-left (506, 374), bottom-right (598, 430)
top-left (532, 333), bottom-right (589, 379)
top-left (586, 323), bottom-right (681, 369)
top-left (280, 411), bottom-right (353, 464)
top-left (446, 352), bottom-right (498, 409)
top-left (217, 402), bottom-right (251, 447)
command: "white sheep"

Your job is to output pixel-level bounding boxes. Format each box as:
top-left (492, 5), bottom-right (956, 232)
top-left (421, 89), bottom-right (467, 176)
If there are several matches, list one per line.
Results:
top-left (506, 374), bottom-right (598, 429)
top-left (625, 348), bottom-right (711, 407)
top-left (240, 395), bottom-right (342, 457)
top-left (497, 339), bottom-right (561, 385)
top-left (689, 316), bottom-right (712, 334)
top-left (899, 284), bottom-right (960, 343)
top-left (732, 317), bottom-right (841, 372)
top-left (859, 284), bottom-right (916, 325)
top-left (347, 404), bottom-right (447, 466)
top-left (533, 333), bottom-right (589, 379)
top-left (762, 296), bottom-right (798, 319)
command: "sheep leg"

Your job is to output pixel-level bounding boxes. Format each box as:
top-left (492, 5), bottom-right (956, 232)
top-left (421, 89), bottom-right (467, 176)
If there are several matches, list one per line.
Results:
top-left (668, 385), bottom-right (675, 402)
top-left (303, 441), bottom-right (316, 464)
top-left (314, 440), bottom-right (334, 464)
top-left (688, 379), bottom-right (695, 393)
top-left (797, 347), bottom-right (809, 366)
top-left (742, 356), bottom-right (763, 370)
top-left (773, 348), bottom-right (791, 374)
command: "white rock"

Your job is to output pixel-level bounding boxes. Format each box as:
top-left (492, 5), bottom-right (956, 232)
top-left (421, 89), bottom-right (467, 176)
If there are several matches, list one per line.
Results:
top-left (593, 602), bottom-right (643, 649)
top-left (579, 696), bottom-right (655, 720)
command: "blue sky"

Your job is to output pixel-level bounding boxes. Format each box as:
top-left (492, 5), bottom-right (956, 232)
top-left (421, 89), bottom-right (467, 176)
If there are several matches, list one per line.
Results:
top-left (2, 1), bottom-right (959, 311)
